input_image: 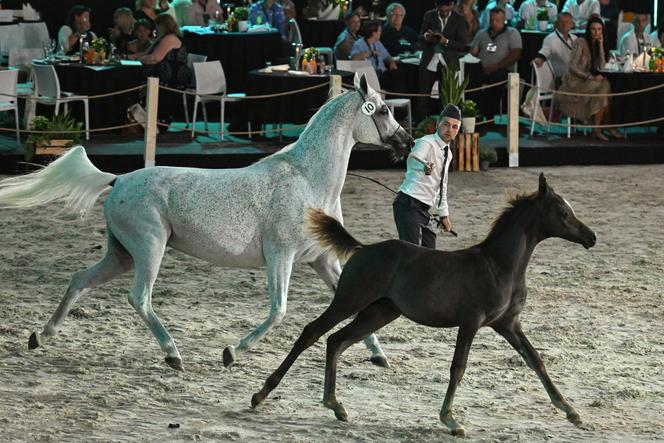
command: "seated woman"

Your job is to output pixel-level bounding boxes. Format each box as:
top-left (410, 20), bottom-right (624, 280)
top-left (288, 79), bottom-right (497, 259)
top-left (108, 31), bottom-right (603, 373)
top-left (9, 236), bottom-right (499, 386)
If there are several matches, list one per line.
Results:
top-left (333, 10), bottom-right (361, 61)
top-left (557, 16), bottom-right (622, 141)
top-left (350, 20), bottom-right (398, 77)
top-left (109, 7), bottom-right (136, 55)
top-left (127, 19), bottom-right (155, 56)
top-left (58, 5), bottom-right (97, 55)
top-left (134, 0), bottom-right (158, 30)
top-left (454, 0), bottom-right (480, 43)
top-left (188, 0), bottom-right (224, 26)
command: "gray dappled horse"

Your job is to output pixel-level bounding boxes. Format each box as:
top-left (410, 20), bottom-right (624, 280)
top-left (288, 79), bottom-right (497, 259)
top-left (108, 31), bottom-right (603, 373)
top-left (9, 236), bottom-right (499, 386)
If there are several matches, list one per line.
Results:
top-left (0, 74), bottom-right (413, 371)
top-left (252, 174), bottom-right (597, 436)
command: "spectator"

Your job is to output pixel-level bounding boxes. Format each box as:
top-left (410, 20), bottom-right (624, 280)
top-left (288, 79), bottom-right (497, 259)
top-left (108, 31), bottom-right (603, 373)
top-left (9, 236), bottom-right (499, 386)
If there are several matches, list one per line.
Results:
top-left (333, 10), bottom-right (361, 61)
top-left (109, 7), bottom-right (136, 55)
top-left (619, 14), bottom-right (657, 56)
top-left (455, 0), bottom-right (480, 42)
top-left (249, 0), bottom-right (287, 38)
top-left (381, 3), bottom-right (418, 55)
top-left (128, 19), bottom-right (155, 56)
top-left (518, 0), bottom-right (557, 28)
top-left (557, 16), bottom-right (622, 141)
top-left (189, 0), bottom-right (223, 26)
top-left (469, 7), bottom-right (522, 119)
top-left (480, 0), bottom-right (516, 29)
top-left (416, 0), bottom-right (468, 121)
top-left (599, 0), bottom-right (619, 49)
top-left (135, 0), bottom-right (158, 30)
top-left (350, 20), bottom-right (397, 75)
top-left (654, 24), bottom-right (664, 48)
top-left (58, 5), bottom-right (97, 55)
top-left (532, 12), bottom-right (577, 80)
top-left (171, 0), bottom-right (193, 27)
top-left (562, 0), bottom-right (600, 29)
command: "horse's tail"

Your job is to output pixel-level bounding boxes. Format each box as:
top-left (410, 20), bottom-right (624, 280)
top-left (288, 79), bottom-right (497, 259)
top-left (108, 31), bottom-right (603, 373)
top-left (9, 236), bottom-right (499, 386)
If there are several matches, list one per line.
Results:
top-left (307, 209), bottom-right (363, 262)
top-left (0, 146), bottom-right (116, 218)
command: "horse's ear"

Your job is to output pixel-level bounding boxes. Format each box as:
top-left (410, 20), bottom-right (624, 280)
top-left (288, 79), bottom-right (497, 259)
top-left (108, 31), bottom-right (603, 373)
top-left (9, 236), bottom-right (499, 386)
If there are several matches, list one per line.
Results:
top-left (353, 72), bottom-right (362, 90)
top-left (538, 172), bottom-right (550, 196)
top-left (359, 74), bottom-right (369, 96)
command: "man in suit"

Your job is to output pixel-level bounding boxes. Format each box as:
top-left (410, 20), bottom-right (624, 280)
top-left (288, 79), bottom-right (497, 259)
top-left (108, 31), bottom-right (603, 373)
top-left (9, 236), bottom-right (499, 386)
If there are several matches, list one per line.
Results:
top-left (416, 0), bottom-right (469, 122)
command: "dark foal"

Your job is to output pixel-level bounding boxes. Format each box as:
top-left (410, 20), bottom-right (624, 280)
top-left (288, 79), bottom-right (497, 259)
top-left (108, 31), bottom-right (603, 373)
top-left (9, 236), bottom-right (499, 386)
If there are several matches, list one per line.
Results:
top-left (252, 174), bottom-right (596, 436)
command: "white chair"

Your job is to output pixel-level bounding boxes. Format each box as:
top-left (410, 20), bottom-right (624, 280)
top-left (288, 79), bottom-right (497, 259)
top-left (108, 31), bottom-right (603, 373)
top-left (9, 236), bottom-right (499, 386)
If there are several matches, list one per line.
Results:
top-left (189, 60), bottom-right (249, 140)
top-left (353, 64), bottom-right (413, 134)
top-left (0, 69), bottom-right (21, 142)
top-left (31, 62), bottom-right (89, 140)
top-left (181, 52), bottom-right (208, 126)
top-left (9, 48), bottom-right (42, 127)
top-left (289, 19), bottom-right (334, 64)
top-left (529, 61), bottom-right (556, 136)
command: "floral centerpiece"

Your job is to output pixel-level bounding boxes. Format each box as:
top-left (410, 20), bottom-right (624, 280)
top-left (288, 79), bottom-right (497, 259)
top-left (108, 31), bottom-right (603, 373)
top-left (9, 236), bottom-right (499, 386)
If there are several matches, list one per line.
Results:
top-left (302, 47), bottom-right (319, 73)
top-left (85, 37), bottom-right (108, 64)
top-left (335, 0), bottom-right (349, 19)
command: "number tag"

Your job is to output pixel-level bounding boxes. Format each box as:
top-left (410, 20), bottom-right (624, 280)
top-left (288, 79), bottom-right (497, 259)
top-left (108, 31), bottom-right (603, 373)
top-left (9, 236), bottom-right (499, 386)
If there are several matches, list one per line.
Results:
top-left (361, 101), bottom-right (376, 116)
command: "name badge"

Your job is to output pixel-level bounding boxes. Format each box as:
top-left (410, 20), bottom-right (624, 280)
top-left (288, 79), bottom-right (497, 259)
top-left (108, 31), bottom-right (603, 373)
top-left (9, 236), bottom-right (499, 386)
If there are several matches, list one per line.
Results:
top-left (486, 42), bottom-right (497, 53)
top-left (361, 101), bottom-right (376, 116)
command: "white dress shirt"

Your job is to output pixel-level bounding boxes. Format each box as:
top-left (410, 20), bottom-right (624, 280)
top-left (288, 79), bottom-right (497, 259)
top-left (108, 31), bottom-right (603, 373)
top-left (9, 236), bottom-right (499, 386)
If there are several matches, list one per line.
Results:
top-left (538, 29), bottom-right (577, 78)
top-left (427, 12), bottom-right (449, 72)
top-left (619, 30), bottom-right (657, 56)
top-left (519, 0), bottom-right (558, 22)
top-left (562, 0), bottom-right (600, 27)
top-left (398, 132), bottom-right (452, 217)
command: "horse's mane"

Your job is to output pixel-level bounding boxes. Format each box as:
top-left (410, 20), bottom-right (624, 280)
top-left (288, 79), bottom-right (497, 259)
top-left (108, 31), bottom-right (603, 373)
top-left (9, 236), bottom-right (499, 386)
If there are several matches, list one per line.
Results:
top-left (481, 190), bottom-right (539, 243)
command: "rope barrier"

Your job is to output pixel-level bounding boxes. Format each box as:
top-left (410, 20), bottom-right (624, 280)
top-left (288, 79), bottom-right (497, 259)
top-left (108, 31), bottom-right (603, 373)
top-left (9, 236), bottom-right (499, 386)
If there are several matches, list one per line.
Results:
top-left (0, 121), bottom-right (142, 134)
top-left (159, 82), bottom-right (329, 99)
top-left (341, 79), bottom-right (508, 97)
top-left (4, 84), bottom-right (146, 101)
top-left (522, 114), bottom-right (664, 129)
top-left (520, 79), bottom-right (664, 97)
top-left (155, 121), bottom-right (307, 136)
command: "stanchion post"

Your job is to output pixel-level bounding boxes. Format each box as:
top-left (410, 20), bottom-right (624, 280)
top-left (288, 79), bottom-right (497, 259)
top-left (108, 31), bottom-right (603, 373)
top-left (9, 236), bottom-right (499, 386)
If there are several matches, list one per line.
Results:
top-left (329, 74), bottom-right (342, 98)
top-left (144, 77), bottom-right (159, 168)
top-left (507, 72), bottom-right (519, 167)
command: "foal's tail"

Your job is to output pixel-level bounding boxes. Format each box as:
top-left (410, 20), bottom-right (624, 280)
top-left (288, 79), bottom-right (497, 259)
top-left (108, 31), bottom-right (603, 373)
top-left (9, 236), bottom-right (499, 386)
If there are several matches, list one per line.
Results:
top-left (307, 209), bottom-right (363, 262)
top-left (0, 146), bottom-right (116, 218)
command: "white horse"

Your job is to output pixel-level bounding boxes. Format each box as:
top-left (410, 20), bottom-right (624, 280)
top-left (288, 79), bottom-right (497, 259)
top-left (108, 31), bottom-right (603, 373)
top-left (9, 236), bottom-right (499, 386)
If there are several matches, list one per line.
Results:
top-left (0, 74), bottom-right (413, 371)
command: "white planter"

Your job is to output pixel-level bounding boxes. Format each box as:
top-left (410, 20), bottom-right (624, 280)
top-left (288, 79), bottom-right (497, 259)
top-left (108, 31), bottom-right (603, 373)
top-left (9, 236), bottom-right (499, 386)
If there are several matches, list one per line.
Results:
top-left (238, 20), bottom-right (249, 32)
top-left (538, 20), bottom-right (548, 32)
top-left (462, 117), bottom-right (476, 133)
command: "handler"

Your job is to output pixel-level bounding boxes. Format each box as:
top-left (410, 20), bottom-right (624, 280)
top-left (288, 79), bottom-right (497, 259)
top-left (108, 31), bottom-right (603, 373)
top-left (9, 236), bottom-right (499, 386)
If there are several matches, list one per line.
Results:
top-left (392, 103), bottom-right (461, 249)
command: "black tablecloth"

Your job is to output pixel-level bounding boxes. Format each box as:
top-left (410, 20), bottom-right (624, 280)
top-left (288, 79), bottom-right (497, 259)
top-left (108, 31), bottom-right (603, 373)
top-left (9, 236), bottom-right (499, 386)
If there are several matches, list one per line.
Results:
top-left (247, 69), bottom-right (353, 128)
top-left (298, 19), bottom-right (345, 48)
top-left (603, 71), bottom-right (664, 125)
top-left (52, 63), bottom-right (144, 130)
top-left (182, 30), bottom-right (284, 93)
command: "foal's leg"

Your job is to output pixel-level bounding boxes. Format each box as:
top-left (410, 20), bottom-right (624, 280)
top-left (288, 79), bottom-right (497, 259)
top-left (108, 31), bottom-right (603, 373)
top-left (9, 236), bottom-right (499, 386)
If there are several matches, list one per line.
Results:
top-left (29, 232), bottom-right (133, 350)
top-left (223, 251), bottom-right (295, 367)
top-left (323, 299), bottom-right (400, 422)
top-left (493, 320), bottom-right (582, 426)
top-left (251, 300), bottom-right (359, 408)
top-left (309, 255), bottom-right (389, 368)
top-left (439, 324), bottom-right (480, 437)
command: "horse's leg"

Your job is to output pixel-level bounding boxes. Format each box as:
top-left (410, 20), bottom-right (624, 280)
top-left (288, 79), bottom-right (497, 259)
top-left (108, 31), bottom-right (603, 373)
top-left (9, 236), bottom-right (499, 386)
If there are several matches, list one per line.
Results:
top-left (251, 300), bottom-right (359, 408)
top-left (223, 252), bottom-right (295, 367)
top-left (439, 324), bottom-right (480, 437)
top-left (29, 231), bottom-right (133, 350)
top-left (127, 235), bottom-right (183, 371)
top-left (309, 255), bottom-right (389, 368)
top-left (493, 320), bottom-right (582, 426)
top-left (323, 299), bottom-right (400, 422)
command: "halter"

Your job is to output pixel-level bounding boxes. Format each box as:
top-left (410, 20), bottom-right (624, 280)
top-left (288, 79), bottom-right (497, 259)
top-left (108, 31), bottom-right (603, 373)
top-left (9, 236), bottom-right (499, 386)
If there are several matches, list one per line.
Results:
top-left (356, 88), bottom-right (402, 146)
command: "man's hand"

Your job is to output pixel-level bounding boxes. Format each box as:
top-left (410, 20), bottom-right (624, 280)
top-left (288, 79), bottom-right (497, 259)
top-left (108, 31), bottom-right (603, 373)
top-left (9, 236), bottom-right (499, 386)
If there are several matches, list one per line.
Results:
top-left (388, 60), bottom-right (398, 70)
top-left (440, 216), bottom-right (452, 232)
top-left (531, 57), bottom-right (544, 67)
top-left (424, 30), bottom-right (436, 42)
top-left (483, 63), bottom-right (500, 75)
top-left (591, 74), bottom-right (604, 81)
top-left (424, 161), bottom-right (435, 175)
top-left (438, 34), bottom-right (448, 45)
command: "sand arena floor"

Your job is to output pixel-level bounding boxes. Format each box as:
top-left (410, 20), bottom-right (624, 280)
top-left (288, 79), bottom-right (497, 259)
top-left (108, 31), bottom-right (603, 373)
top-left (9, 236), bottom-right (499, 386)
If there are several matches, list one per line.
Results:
top-left (0, 165), bottom-right (662, 442)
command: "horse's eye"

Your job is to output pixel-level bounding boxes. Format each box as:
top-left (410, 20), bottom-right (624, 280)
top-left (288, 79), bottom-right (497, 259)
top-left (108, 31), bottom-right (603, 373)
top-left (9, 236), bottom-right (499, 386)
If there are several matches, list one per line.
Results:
top-left (559, 209), bottom-right (570, 220)
top-left (380, 106), bottom-right (389, 115)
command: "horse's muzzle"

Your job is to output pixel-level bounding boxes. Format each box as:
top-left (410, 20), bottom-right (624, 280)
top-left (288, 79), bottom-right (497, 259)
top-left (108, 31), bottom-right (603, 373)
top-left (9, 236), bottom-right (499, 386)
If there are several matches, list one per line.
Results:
top-left (583, 230), bottom-right (597, 249)
top-left (387, 127), bottom-right (414, 161)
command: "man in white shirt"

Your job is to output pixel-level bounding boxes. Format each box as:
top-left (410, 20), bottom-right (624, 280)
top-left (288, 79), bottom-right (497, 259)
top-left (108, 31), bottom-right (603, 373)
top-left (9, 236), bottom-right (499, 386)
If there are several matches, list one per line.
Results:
top-left (518, 0), bottom-right (557, 26)
top-left (393, 104), bottom-right (461, 249)
top-left (532, 12), bottom-right (577, 80)
top-left (619, 14), bottom-right (657, 56)
top-left (480, 0), bottom-right (516, 29)
top-left (562, 0), bottom-right (600, 29)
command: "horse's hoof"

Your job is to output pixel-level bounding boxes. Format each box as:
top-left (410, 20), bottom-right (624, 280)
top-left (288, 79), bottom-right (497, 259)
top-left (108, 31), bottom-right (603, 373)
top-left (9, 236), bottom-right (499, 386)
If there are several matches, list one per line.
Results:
top-left (333, 407), bottom-right (349, 422)
top-left (567, 410), bottom-right (582, 426)
top-left (251, 391), bottom-right (266, 409)
top-left (450, 426), bottom-right (466, 437)
top-left (28, 332), bottom-right (42, 350)
top-left (223, 346), bottom-right (236, 367)
top-left (165, 356), bottom-right (184, 372)
top-left (370, 355), bottom-right (390, 368)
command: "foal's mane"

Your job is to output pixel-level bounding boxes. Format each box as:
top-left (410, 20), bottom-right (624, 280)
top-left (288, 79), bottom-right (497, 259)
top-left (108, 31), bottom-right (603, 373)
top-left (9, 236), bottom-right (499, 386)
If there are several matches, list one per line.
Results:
top-left (481, 190), bottom-right (540, 243)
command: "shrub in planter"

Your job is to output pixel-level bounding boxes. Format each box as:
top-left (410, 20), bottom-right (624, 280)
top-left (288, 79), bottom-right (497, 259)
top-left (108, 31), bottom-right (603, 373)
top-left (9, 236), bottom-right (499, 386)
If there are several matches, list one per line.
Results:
top-left (25, 113), bottom-right (82, 161)
top-left (479, 145), bottom-right (498, 170)
top-left (414, 116), bottom-right (438, 138)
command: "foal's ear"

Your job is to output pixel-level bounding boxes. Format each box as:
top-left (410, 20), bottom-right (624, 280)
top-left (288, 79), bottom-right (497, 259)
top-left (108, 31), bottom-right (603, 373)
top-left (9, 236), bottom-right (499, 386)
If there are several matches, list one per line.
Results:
top-left (538, 172), bottom-right (551, 196)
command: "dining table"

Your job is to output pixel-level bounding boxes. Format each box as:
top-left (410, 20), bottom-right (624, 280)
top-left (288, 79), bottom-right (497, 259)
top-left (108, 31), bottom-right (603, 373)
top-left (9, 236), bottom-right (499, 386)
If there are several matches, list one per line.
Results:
top-left (600, 70), bottom-right (664, 125)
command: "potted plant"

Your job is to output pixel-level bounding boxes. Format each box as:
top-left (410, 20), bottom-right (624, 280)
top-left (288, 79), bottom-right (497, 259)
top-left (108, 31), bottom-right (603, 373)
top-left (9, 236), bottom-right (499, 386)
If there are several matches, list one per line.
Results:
top-left (25, 113), bottom-right (82, 161)
top-left (439, 64), bottom-right (468, 109)
top-left (479, 145), bottom-right (497, 171)
top-left (234, 7), bottom-right (249, 32)
top-left (414, 116), bottom-right (438, 138)
top-left (460, 99), bottom-right (478, 133)
top-left (536, 7), bottom-right (549, 32)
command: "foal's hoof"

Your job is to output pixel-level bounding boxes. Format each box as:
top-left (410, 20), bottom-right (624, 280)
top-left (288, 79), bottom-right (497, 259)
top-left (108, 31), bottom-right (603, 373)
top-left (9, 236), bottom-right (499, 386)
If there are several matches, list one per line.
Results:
top-left (567, 410), bottom-right (583, 426)
top-left (223, 346), bottom-right (236, 367)
top-left (165, 356), bottom-right (184, 372)
top-left (251, 391), bottom-right (266, 409)
top-left (28, 332), bottom-right (42, 350)
top-left (370, 355), bottom-right (390, 368)
top-left (324, 399), bottom-right (348, 422)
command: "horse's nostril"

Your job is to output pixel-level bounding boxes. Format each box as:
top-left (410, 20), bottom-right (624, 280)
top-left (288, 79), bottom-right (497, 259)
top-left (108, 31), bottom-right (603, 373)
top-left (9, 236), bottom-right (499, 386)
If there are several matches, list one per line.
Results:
top-left (592, 232), bottom-right (597, 243)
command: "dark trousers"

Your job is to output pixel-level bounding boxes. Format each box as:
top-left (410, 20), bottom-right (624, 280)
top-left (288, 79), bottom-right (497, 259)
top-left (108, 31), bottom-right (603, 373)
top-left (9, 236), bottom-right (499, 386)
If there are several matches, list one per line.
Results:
top-left (465, 65), bottom-right (509, 120)
top-left (392, 192), bottom-right (436, 249)
top-left (416, 64), bottom-right (442, 123)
